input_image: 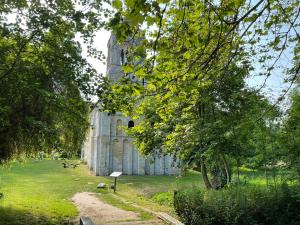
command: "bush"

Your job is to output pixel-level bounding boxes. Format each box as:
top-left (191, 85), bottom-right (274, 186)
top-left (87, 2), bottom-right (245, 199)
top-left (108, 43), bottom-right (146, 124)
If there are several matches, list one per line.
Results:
top-left (174, 184), bottom-right (300, 225)
top-left (151, 192), bottom-right (173, 206)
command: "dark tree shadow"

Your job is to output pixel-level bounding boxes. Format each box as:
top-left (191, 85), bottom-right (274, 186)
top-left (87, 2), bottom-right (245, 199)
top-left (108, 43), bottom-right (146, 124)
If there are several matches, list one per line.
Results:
top-left (0, 206), bottom-right (77, 225)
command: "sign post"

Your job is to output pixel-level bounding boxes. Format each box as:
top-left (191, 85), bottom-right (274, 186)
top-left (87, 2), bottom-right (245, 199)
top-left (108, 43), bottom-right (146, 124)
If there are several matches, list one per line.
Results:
top-left (109, 172), bottom-right (122, 193)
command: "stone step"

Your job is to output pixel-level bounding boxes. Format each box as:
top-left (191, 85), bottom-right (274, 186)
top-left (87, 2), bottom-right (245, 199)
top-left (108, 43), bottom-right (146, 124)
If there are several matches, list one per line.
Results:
top-left (157, 213), bottom-right (183, 225)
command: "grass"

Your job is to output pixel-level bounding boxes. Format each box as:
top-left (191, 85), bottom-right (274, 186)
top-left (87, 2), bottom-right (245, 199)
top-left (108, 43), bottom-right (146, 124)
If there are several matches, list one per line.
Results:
top-left (97, 193), bottom-right (153, 221)
top-left (113, 169), bottom-right (205, 213)
top-left (0, 160), bottom-right (202, 224)
top-left (0, 159), bottom-right (286, 225)
top-left (0, 160), bottom-right (108, 224)
top-left (232, 166), bottom-right (295, 186)
top-left (118, 169), bottom-right (204, 197)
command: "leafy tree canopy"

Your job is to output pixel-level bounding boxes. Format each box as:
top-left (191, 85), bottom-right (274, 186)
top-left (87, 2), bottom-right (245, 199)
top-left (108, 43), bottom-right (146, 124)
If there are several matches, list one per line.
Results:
top-left (97, 0), bottom-right (300, 188)
top-left (279, 80), bottom-right (300, 177)
top-left (0, 0), bottom-right (109, 162)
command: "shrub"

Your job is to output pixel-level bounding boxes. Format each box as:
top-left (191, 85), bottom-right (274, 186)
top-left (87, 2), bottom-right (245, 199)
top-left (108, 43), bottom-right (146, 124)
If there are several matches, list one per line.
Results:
top-left (174, 184), bottom-right (300, 225)
top-left (151, 192), bottom-right (173, 206)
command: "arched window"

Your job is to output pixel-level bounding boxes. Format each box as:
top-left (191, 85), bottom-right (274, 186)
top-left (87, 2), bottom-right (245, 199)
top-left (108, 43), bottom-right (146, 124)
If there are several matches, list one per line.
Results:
top-left (120, 49), bottom-right (124, 65)
top-left (128, 120), bottom-right (134, 128)
top-left (124, 50), bottom-right (128, 65)
top-left (116, 119), bottom-right (122, 135)
top-left (120, 49), bottom-right (129, 66)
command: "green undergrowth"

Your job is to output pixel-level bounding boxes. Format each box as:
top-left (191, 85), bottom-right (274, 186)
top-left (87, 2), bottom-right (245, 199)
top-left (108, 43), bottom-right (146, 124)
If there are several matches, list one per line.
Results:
top-left (150, 192), bottom-right (174, 207)
top-left (174, 184), bottom-right (300, 225)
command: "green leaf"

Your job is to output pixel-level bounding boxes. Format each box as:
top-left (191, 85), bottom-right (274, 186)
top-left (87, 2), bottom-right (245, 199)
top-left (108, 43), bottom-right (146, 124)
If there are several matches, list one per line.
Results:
top-left (112, 0), bottom-right (122, 10)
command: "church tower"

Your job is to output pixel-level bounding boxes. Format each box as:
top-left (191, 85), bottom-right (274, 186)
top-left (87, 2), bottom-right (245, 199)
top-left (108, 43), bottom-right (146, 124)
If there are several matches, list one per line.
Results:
top-left (81, 34), bottom-right (181, 176)
top-left (106, 34), bottom-right (146, 85)
top-left (106, 34), bottom-right (123, 82)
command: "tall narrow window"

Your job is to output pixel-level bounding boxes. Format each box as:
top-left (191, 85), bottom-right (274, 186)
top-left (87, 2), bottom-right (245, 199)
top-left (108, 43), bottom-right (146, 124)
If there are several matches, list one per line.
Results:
top-left (120, 49), bottom-right (124, 65)
top-left (128, 120), bottom-right (134, 128)
top-left (124, 50), bottom-right (129, 65)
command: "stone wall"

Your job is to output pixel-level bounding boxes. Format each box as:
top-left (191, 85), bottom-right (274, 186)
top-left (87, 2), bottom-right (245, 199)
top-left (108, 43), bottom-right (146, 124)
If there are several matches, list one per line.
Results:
top-left (81, 108), bottom-right (181, 176)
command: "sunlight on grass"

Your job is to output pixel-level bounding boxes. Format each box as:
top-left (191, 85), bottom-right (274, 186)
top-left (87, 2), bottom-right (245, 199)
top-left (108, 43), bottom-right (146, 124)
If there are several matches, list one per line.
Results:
top-left (0, 160), bottom-right (194, 224)
top-left (0, 160), bottom-right (108, 225)
top-left (0, 160), bottom-right (287, 224)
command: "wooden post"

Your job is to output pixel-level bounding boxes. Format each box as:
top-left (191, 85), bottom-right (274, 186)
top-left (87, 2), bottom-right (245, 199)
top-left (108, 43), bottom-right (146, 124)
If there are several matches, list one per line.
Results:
top-left (114, 177), bottom-right (117, 193)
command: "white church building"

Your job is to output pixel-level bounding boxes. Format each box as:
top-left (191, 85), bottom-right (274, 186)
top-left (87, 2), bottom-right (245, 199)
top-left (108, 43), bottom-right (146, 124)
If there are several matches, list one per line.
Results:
top-left (81, 34), bottom-right (180, 176)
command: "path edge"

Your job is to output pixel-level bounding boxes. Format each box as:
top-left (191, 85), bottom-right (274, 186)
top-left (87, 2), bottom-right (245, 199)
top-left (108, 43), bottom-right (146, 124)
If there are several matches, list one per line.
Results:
top-left (112, 194), bottom-right (184, 225)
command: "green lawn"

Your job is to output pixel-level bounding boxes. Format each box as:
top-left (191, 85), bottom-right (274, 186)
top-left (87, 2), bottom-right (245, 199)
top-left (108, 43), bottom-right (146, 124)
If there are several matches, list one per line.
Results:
top-left (115, 170), bottom-right (205, 211)
top-left (0, 160), bottom-right (277, 225)
top-left (0, 160), bottom-right (203, 224)
top-left (0, 160), bottom-right (108, 224)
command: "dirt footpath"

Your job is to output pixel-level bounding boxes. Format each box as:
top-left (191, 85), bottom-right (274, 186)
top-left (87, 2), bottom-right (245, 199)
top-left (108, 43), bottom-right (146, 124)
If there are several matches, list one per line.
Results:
top-left (71, 192), bottom-right (163, 225)
top-left (72, 192), bottom-right (139, 224)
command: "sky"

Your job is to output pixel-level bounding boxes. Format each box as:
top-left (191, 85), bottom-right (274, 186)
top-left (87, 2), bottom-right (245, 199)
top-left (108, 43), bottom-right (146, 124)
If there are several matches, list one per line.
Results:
top-left (83, 29), bottom-right (111, 75)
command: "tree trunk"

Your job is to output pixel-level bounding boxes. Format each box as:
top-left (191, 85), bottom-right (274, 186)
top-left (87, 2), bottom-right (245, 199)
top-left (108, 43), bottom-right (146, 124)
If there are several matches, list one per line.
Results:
top-left (221, 153), bottom-right (231, 185)
top-left (264, 157), bottom-right (268, 186)
top-left (237, 158), bottom-right (240, 185)
top-left (200, 157), bottom-right (213, 189)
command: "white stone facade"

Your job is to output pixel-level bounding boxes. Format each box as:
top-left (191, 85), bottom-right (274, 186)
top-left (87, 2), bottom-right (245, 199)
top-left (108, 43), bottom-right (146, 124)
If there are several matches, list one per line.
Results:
top-left (81, 34), bottom-right (180, 176)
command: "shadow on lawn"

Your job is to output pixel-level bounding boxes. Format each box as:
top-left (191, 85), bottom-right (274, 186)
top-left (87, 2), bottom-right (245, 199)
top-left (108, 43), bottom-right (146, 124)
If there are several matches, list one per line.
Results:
top-left (0, 206), bottom-right (75, 225)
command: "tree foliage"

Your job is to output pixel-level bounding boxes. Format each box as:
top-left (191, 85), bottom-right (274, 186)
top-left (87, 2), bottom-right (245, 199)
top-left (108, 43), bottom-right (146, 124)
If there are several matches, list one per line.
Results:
top-left (0, 0), bottom-right (107, 162)
top-left (279, 82), bottom-right (300, 177)
top-left (98, 0), bottom-right (300, 188)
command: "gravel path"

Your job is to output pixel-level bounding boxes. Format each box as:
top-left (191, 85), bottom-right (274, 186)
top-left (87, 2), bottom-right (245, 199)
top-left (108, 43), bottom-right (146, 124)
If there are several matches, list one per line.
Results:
top-left (71, 192), bottom-right (163, 225)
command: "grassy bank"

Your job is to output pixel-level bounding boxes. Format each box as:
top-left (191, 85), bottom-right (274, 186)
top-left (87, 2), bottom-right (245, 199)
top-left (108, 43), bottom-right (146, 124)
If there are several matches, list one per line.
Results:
top-left (0, 160), bottom-right (287, 224)
top-left (0, 160), bottom-right (106, 224)
top-left (0, 160), bottom-right (200, 224)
